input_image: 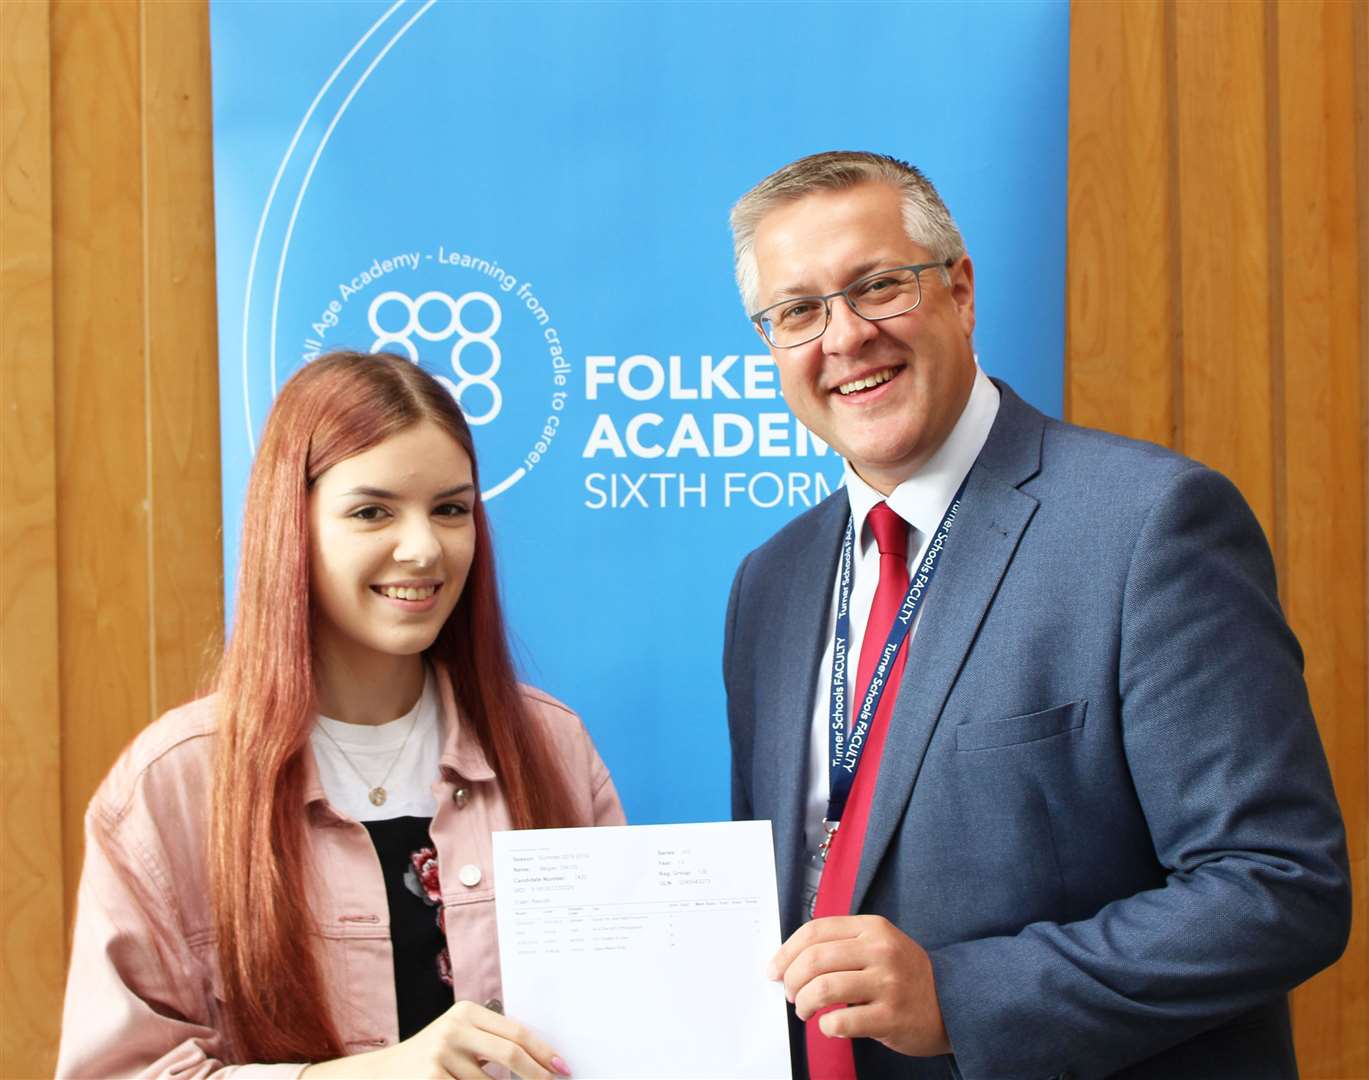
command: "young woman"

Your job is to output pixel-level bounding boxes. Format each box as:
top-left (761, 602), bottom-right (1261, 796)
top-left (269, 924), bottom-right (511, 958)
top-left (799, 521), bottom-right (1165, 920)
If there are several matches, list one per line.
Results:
top-left (57, 351), bottom-right (624, 1078)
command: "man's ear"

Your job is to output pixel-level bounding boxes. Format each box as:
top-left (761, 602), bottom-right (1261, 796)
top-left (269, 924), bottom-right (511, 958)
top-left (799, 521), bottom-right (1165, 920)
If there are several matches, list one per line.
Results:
top-left (949, 254), bottom-right (976, 339)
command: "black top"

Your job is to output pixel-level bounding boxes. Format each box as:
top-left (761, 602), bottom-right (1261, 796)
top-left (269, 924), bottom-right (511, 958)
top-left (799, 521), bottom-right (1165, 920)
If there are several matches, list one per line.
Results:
top-left (361, 816), bottom-right (452, 1039)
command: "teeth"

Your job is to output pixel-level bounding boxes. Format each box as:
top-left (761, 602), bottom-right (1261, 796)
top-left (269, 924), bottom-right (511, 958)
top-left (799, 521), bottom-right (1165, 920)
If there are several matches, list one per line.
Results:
top-left (838, 368), bottom-right (895, 396)
top-left (378, 584), bottom-right (437, 601)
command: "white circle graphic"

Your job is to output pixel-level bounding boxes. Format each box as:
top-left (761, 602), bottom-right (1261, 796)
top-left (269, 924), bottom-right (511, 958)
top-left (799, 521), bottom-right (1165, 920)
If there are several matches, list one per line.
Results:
top-left (350, 276), bottom-right (566, 499)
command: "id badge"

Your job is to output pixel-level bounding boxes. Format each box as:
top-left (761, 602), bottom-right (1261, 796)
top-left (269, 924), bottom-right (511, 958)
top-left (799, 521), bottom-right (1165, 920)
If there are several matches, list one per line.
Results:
top-left (801, 849), bottom-right (824, 922)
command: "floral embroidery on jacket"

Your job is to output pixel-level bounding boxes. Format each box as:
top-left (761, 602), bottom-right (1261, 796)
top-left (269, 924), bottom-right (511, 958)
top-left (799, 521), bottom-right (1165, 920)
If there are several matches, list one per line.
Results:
top-left (404, 846), bottom-right (453, 986)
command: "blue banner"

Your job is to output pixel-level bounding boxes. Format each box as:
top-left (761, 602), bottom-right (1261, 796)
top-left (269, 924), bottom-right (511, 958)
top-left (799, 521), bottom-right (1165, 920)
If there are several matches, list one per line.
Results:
top-left (209, 0), bottom-right (1069, 824)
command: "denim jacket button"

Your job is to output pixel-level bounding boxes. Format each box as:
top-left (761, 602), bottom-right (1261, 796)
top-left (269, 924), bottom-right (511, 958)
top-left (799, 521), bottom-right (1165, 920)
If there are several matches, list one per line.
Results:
top-left (453, 787), bottom-right (469, 808)
top-left (484, 998), bottom-right (503, 1014)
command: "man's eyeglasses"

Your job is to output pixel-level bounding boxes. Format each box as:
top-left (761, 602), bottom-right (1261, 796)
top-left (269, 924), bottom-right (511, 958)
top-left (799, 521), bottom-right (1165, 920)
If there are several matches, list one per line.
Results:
top-left (750, 260), bottom-right (953, 349)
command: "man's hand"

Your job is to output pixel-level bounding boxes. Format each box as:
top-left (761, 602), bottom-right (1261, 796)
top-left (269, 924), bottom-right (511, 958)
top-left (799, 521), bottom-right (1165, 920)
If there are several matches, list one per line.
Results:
top-left (768, 915), bottom-right (951, 1058)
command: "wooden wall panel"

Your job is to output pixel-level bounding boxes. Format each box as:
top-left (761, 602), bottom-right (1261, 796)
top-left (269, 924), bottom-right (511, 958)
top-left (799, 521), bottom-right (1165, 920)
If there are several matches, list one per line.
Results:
top-left (1071, 1), bottom-right (1369, 1077)
top-left (1, 4), bottom-right (223, 1075)
top-left (2, 6), bottom-right (223, 1067)
top-left (1066, 0), bottom-right (1175, 445)
top-left (1276, 2), bottom-right (1369, 1072)
top-left (1172, 0), bottom-right (1277, 533)
top-left (0, 2), bottom-right (69, 1072)
top-left (143, 1), bottom-right (224, 712)
top-left (50, 0), bottom-right (154, 904)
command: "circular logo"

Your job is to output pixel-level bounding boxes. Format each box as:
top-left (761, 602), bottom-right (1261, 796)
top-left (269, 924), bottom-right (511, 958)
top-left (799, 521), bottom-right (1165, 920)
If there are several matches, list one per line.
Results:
top-left (299, 251), bottom-right (570, 499)
top-left (369, 289), bottom-right (505, 426)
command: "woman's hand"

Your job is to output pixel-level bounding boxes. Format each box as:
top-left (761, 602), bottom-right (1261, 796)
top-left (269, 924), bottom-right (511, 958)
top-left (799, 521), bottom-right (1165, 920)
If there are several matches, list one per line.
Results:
top-left (301, 1000), bottom-right (572, 1079)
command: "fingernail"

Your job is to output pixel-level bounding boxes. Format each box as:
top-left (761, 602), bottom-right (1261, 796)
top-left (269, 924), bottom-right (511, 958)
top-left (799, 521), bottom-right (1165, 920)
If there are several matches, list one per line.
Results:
top-left (551, 1055), bottom-right (572, 1077)
top-left (764, 959), bottom-right (779, 980)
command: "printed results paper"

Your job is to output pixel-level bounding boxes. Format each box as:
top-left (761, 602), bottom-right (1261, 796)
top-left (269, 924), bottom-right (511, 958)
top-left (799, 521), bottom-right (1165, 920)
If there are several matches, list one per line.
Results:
top-left (493, 820), bottom-right (791, 1080)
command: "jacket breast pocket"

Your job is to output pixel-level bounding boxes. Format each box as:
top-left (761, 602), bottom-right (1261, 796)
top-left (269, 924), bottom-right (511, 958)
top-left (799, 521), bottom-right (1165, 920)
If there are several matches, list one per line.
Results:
top-left (955, 700), bottom-right (1087, 752)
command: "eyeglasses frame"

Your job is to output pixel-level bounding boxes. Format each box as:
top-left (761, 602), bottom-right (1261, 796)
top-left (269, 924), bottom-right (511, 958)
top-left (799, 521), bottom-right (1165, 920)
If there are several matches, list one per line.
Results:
top-left (749, 258), bottom-right (956, 349)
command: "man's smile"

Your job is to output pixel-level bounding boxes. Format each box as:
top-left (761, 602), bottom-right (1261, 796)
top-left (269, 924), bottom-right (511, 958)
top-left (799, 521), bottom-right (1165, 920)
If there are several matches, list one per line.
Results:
top-left (835, 365), bottom-right (903, 397)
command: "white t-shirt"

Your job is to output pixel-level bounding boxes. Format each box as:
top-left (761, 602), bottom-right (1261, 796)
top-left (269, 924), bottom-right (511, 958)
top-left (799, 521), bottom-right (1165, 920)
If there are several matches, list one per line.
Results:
top-left (309, 667), bottom-right (443, 822)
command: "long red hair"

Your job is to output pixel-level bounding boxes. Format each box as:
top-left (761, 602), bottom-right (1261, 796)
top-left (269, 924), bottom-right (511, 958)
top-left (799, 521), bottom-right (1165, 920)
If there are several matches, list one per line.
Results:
top-left (210, 350), bottom-right (578, 1062)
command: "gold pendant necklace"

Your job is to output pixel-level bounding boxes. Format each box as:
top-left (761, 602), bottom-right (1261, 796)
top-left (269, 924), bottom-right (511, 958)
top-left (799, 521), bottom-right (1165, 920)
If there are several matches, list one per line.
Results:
top-left (316, 710), bottom-right (421, 808)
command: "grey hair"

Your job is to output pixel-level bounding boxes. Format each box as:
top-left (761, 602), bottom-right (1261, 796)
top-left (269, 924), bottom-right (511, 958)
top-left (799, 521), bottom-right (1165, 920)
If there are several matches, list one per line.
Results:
top-left (730, 150), bottom-right (966, 315)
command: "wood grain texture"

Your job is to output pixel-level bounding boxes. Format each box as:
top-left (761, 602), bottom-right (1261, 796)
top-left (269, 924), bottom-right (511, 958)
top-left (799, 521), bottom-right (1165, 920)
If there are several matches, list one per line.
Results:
top-left (143, 0), bottom-right (224, 714)
top-left (1172, 0), bottom-right (1276, 533)
top-left (1070, 1), bottom-right (1368, 1072)
top-left (1277, 2), bottom-right (1369, 1075)
top-left (1302, 855), bottom-right (1368, 1080)
top-left (50, 0), bottom-right (152, 902)
top-left (0, 2), bottom-right (68, 1075)
top-left (1066, 0), bottom-right (1175, 446)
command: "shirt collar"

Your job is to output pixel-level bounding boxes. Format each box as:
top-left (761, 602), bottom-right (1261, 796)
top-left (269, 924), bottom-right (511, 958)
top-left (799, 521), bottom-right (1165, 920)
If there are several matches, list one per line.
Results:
top-left (433, 662), bottom-right (496, 782)
top-left (844, 362), bottom-right (1000, 545)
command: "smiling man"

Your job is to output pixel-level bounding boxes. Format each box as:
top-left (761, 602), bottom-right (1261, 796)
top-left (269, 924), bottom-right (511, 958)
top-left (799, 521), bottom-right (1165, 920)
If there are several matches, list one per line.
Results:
top-left (722, 151), bottom-right (1350, 1080)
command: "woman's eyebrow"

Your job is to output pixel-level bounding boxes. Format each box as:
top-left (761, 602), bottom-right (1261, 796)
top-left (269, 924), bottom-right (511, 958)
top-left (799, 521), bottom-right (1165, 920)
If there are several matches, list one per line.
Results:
top-left (340, 485), bottom-right (397, 498)
top-left (337, 483), bottom-right (474, 499)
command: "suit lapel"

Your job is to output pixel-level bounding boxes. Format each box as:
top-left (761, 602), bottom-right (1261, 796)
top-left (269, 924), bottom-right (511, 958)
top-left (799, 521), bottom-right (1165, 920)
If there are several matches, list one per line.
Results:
top-left (757, 494), bottom-right (848, 933)
top-left (851, 384), bottom-right (1045, 911)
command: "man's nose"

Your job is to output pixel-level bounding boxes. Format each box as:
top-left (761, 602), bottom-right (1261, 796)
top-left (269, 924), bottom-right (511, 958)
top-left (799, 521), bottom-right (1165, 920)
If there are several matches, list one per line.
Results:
top-left (822, 295), bottom-right (878, 353)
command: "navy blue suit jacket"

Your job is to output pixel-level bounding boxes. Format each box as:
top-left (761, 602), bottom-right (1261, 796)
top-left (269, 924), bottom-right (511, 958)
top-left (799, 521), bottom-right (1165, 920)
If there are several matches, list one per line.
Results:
top-left (724, 383), bottom-right (1350, 1080)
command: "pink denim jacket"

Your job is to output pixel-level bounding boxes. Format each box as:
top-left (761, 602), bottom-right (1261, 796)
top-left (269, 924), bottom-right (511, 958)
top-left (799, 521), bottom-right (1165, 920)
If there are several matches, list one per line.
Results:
top-left (56, 671), bottom-right (625, 1078)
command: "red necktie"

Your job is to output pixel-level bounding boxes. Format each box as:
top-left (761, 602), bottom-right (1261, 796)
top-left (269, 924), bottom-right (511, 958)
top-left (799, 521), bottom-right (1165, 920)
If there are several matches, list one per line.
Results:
top-left (806, 502), bottom-right (911, 1080)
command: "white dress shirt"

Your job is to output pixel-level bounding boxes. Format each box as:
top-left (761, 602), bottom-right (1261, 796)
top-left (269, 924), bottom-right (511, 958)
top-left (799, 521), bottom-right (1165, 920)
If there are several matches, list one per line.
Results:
top-left (802, 364), bottom-right (1001, 856)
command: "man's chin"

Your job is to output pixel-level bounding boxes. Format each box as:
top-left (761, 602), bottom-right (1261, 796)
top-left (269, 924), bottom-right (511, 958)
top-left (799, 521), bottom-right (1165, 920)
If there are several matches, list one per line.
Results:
top-left (844, 453), bottom-right (924, 495)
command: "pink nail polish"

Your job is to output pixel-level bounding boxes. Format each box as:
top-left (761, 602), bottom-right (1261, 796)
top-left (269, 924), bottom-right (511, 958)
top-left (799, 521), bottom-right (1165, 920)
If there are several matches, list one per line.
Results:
top-left (551, 1055), bottom-right (573, 1077)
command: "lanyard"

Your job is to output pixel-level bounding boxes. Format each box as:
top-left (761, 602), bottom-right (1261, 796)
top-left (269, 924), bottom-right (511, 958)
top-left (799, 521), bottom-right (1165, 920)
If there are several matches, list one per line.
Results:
top-left (824, 477), bottom-right (969, 834)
